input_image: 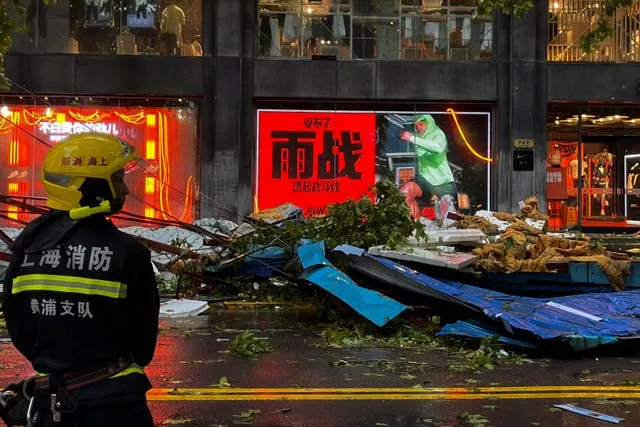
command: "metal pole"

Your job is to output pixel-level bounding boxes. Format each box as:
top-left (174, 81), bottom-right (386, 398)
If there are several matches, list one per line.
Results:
top-left (577, 106), bottom-right (583, 232)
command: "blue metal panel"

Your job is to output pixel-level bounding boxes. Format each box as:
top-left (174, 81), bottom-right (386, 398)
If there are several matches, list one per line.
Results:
top-left (438, 320), bottom-right (538, 348)
top-left (369, 255), bottom-right (640, 350)
top-left (568, 262), bottom-right (589, 283)
top-left (298, 242), bottom-right (407, 327)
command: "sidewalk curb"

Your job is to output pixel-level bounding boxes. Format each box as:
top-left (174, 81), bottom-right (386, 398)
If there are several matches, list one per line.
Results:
top-left (210, 300), bottom-right (317, 312)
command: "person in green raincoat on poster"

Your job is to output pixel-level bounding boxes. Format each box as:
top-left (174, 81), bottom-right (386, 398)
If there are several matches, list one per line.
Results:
top-left (400, 114), bottom-right (457, 224)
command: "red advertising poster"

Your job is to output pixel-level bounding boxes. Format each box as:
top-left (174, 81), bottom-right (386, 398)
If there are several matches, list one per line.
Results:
top-left (257, 111), bottom-right (376, 216)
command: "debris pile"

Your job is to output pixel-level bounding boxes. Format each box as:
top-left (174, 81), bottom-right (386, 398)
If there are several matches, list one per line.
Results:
top-left (2, 187), bottom-right (640, 352)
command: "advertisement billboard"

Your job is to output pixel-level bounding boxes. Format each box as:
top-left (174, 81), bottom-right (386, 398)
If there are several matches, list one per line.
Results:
top-left (256, 109), bottom-right (491, 218)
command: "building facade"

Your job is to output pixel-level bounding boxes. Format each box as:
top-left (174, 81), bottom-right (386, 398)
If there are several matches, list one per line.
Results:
top-left (1, 1), bottom-right (638, 230)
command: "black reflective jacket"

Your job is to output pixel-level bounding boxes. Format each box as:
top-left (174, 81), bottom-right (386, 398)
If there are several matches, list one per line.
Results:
top-left (1, 211), bottom-right (159, 402)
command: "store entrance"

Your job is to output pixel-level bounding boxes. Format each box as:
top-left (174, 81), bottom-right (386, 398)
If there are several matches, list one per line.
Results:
top-left (546, 137), bottom-right (640, 231)
top-left (581, 138), bottom-right (622, 222)
top-left (581, 137), bottom-right (640, 226)
top-left (548, 103), bottom-right (640, 232)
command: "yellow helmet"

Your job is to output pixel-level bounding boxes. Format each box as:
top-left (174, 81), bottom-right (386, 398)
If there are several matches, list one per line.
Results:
top-left (42, 133), bottom-right (137, 211)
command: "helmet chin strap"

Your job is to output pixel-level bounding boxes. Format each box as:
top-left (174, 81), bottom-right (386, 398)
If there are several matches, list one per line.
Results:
top-left (69, 200), bottom-right (112, 220)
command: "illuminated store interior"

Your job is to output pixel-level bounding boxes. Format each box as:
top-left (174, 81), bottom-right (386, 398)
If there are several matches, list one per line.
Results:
top-left (0, 98), bottom-right (199, 227)
top-left (547, 104), bottom-right (640, 232)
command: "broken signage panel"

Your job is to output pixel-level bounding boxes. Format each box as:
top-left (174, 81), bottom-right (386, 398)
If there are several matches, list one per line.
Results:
top-left (159, 299), bottom-right (209, 318)
top-left (552, 404), bottom-right (624, 424)
top-left (297, 241), bottom-right (407, 327)
top-left (368, 245), bottom-right (477, 270)
top-left (334, 245), bottom-right (478, 312)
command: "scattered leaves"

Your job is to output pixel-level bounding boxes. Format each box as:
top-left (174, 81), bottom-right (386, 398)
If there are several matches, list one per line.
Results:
top-left (593, 398), bottom-right (639, 406)
top-left (163, 418), bottom-right (193, 425)
top-left (456, 412), bottom-right (489, 426)
top-left (270, 408), bottom-right (291, 414)
top-left (449, 336), bottom-right (525, 372)
top-left (232, 409), bottom-right (261, 424)
top-left (209, 376), bottom-right (231, 388)
top-left (228, 331), bottom-right (274, 358)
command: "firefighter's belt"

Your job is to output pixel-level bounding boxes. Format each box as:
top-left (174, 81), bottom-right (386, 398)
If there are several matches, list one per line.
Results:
top-left (29, 357), bottom-right (132, 393)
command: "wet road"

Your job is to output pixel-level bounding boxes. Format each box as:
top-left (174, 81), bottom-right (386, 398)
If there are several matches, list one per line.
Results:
top-left (2, 308), bottom-right (640, 426)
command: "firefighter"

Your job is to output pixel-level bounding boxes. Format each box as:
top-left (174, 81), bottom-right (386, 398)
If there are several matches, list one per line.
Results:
top-left (1, 133), bottom-right (159, 426)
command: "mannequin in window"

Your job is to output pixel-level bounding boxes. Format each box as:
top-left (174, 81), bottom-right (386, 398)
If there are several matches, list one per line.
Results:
top-left (628, 162), bottom-right (640, 190)
top-left (591, 146), bottom-right (613, 216)
top-left (136, 0), bottom-right (149, 20)
top-left (160, 0), bottom-right (186, 55)
top-left (569, 154), bottom-right (587, 188)
top-left (85, 0), bottom-right (99, 23)
top-left (548, 144), bottom-right (562, 167)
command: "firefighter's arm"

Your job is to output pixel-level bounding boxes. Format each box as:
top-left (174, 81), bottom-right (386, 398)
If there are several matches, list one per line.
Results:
top-left (126, 247), bottom-right (159, 367)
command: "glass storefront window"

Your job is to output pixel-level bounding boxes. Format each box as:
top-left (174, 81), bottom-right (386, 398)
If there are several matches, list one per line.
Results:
top-left (547, 103), bottom-right (640, 231)
top-left (548, 0), bottom-right (640, 63)
top-left (0, 97), bottom-right (200, 227)
top-left (255, 104), bottom-right (492, 218)
top-left (9, 1), bottom-right (203, 56)
top-left (257, 0), bottom-right (492, 61)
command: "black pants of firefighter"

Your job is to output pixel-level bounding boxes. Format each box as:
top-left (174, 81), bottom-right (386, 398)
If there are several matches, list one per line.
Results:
top-left (33, 396), bottom-right (154, 427)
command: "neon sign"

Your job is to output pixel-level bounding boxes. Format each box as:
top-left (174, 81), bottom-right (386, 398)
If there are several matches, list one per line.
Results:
top-left (38, 121), bottom-right (121, 142)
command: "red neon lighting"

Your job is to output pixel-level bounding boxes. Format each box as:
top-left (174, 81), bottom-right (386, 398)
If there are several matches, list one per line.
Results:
top-left (7, 206), bottom-right (18, 220)
top-left (145, 140), bottom-right (156, 160)
top-left (0, 105), bottom-right (198, 226)
top-left (145, 177), bottom-right (155, 195)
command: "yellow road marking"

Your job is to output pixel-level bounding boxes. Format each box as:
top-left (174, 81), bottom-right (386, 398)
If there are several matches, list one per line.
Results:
top-left (147, 386), bottom-right (640, 402)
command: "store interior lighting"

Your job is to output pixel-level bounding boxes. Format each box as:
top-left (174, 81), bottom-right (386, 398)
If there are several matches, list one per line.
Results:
top-left (0, 105), bottom-right (10, 118)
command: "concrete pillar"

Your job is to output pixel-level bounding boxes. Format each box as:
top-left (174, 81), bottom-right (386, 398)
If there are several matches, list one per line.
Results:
top-left (202, 0), bottom-right (256, 221)
top-left (494, 1), bottom-right (548, 212)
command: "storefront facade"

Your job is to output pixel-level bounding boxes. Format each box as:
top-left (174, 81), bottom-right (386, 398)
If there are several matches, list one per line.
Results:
top-left (546, 104), bottom-right (640, 232)
top-left (0, 1), bottom-right (564, 226)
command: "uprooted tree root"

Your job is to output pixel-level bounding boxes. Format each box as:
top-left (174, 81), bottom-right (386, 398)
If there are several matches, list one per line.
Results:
top-left (472, 229), bottom-right (630, 290)
top-left (456, 216), bottom-right (499, 234)
top-left (459, 195), bottom-right (630, 290)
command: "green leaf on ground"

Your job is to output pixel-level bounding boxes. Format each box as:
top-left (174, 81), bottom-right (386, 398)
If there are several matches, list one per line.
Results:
top-left (163, 418), bottom-right (193, 425)
top-left (232, 409), bottom-right (261, 424)
top-left (228, 331), bottom-right (273, 358)
top-left (594, 398), bottom-right (639, 406)
top-left (456, 412), bottom-right (488, 426)
top-left (209, 376), bottom-right (231, 388)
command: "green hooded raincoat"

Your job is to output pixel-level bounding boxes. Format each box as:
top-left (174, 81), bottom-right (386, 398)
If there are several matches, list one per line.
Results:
top-left (410, 114), bottom-right (455, 186)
